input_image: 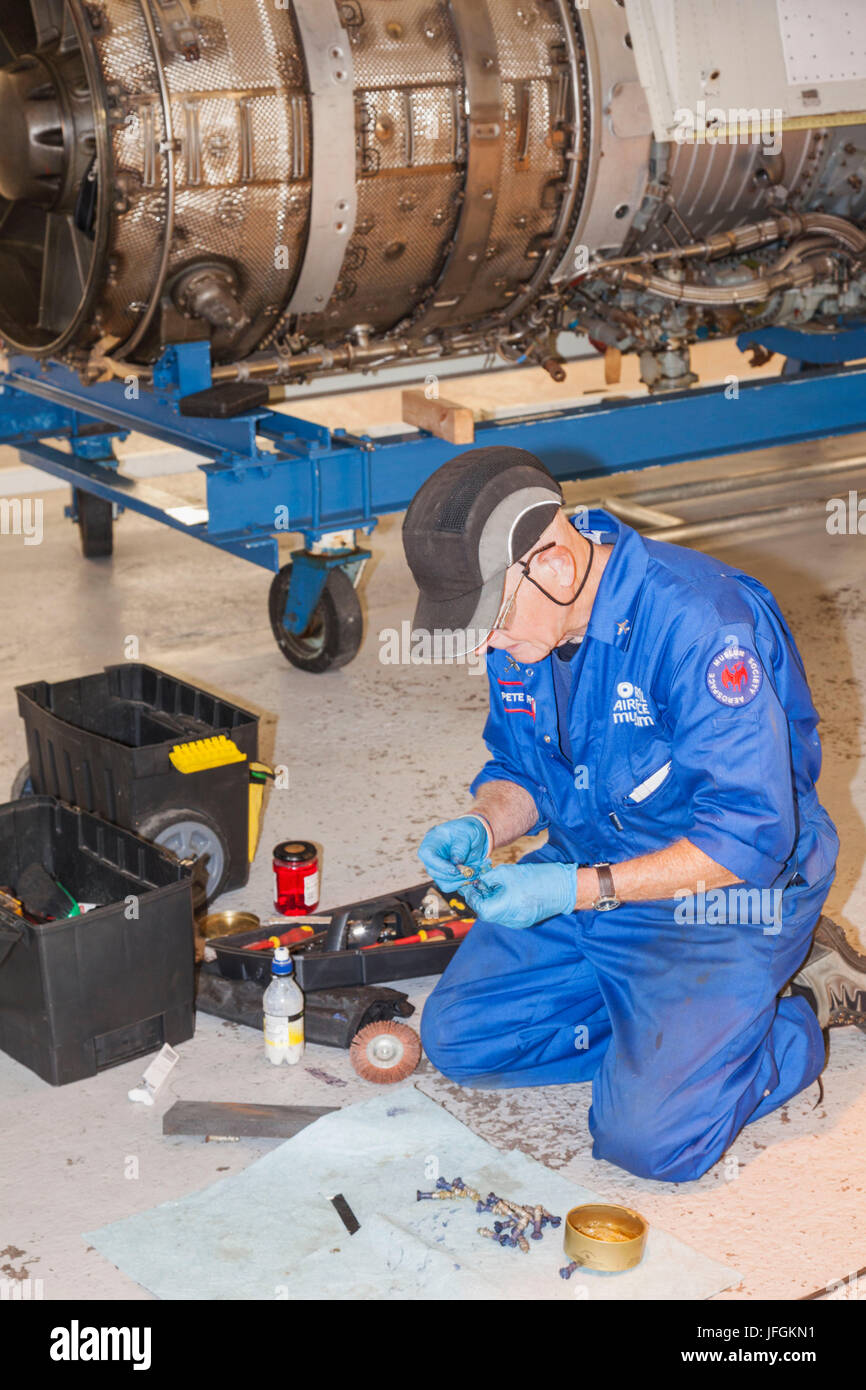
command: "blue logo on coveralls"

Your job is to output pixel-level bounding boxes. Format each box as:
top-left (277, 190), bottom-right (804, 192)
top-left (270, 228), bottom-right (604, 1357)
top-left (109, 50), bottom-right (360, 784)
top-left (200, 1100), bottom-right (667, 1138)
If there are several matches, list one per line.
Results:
top-left (706, 643), bottom-right (763, 707)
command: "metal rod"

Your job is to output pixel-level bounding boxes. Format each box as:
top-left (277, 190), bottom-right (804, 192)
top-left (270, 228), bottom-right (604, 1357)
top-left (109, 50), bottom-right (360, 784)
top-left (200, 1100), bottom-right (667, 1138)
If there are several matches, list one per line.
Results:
top-left (607, 452), bottom-right (866, 508)
top-left (643, 500), bottom-right (828, 543)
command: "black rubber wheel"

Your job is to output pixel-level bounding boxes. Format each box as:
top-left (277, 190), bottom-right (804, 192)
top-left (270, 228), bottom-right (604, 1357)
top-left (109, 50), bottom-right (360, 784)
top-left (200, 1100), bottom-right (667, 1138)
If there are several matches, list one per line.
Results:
top-left (269, 562), bottom-right (363, 673)
top-left (137, 807), bottom-right (230, 902)
top-left (11, 761), bottom-right (33, 799)
top-left (75, 488), bottom-right (113, 558)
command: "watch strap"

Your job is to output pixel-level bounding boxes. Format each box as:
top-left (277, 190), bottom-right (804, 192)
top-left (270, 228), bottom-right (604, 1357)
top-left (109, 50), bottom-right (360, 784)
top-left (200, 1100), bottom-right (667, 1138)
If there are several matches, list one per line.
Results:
top-left (591, 861), bottom-right (620, 910)
top-left (595, 863), bottom-right (615, 900)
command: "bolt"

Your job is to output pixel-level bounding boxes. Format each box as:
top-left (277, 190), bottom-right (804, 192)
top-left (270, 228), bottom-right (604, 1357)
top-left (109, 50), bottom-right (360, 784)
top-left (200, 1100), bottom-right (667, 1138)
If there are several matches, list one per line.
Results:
top-left (559, 1261), bottom-right (579, 1280)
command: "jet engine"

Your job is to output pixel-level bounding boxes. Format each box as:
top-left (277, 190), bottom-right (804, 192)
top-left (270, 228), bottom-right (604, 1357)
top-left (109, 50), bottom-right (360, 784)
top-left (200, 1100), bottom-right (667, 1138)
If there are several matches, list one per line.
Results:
top-left (1, 0), bottom-right (865, 391)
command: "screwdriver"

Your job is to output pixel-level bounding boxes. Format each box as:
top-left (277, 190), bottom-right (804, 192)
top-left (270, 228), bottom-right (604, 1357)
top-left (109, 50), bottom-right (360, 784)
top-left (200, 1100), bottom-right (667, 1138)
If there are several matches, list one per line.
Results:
top-left (362, 919), bottom-right (474, 950)
top-left (245, 926), bottom-right (326, 952)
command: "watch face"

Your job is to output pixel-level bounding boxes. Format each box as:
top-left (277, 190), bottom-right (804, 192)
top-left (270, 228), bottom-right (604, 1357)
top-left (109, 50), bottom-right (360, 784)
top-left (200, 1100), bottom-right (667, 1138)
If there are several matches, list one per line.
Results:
top-left (595, 897), bottom-right (620, 912)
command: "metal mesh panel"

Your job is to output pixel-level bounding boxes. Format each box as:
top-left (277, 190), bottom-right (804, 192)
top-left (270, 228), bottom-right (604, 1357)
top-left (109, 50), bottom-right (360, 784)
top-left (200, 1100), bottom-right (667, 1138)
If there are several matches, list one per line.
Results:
top-left (492, 0), bottom-right (569, 80)
top-left (297, 0), bottom-right (466, 339)
top-left (89, 0), bottom-right (308, 359)
top-left (458, 75), bottom-right (566, 318)
top-left (318, 168), bottom-right (464, 332)
top-left (90, 0), bottom-right (168, 347)
top-left (347, 0), bottom-right (463, 87)
top-left (450, 0), bottom-right (570, 320)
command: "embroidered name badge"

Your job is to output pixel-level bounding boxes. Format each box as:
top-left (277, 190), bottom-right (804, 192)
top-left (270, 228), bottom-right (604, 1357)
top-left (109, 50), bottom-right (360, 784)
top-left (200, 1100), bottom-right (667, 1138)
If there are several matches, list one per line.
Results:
top-left (706, 642), bottom-right (763, 707)
top-left (497, 679), bottom-right (536, 718)
top-left (611, 681), bottom-right (655, 727)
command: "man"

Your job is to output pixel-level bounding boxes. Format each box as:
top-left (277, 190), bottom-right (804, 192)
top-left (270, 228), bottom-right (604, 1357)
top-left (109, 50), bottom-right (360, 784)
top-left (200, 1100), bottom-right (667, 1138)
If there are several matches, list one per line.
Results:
top-left (402, 445), bottom-right (866, 1183)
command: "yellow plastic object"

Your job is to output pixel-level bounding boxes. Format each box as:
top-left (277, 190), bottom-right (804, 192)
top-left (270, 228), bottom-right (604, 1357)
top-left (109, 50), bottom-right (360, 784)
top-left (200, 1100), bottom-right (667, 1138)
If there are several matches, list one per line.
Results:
top-left (248, 762), bottom-right (273, 862)
top-left (169, 735), bottom-right (246, 775)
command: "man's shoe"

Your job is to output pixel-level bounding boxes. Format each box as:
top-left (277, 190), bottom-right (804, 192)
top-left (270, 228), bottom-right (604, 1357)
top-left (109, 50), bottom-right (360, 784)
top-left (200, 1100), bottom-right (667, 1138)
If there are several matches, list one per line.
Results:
top-left (789, 916), bottom-right (866, 1031)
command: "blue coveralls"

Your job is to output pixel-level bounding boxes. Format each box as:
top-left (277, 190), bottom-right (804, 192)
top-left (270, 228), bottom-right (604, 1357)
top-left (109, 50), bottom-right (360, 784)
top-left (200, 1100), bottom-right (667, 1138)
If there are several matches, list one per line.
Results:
top-left (421, 509), bottom-right (839, 1182)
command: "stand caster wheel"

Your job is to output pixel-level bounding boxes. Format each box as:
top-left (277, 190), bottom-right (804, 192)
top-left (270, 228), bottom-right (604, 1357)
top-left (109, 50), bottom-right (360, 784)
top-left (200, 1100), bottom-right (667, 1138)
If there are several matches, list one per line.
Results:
top-left (269, 562), bottom-right (362, 673)
top-left (74, 489), bottom-right (114, 558)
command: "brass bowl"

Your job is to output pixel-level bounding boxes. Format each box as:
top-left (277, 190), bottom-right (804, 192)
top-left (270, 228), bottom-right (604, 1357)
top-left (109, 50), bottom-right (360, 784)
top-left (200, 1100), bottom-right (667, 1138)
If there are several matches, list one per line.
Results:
top-left (563, 1203), bottom-right (648, 1273)
top-left (199, 910), bottom-right (260, 940)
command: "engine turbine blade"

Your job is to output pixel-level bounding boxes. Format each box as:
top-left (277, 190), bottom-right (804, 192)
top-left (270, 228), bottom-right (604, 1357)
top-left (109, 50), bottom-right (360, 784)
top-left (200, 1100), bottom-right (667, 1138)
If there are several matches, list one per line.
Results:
top-left (38, 210), bottom-right (90, 334)
top-left (28, 0), bottom-right (66, 49)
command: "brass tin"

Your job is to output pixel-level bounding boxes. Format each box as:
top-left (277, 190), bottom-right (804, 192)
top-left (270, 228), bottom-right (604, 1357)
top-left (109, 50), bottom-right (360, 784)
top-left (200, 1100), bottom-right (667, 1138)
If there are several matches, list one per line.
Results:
top-left (199, 910), bottom-right (260, 940)
top-left (563, 1203), bottom-right (648, 1273)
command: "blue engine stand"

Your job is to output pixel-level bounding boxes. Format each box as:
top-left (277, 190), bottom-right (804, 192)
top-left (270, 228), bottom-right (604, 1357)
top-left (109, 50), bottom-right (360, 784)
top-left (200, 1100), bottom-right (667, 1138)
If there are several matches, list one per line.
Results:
top-left (1, 332), bottom-right (865, 668)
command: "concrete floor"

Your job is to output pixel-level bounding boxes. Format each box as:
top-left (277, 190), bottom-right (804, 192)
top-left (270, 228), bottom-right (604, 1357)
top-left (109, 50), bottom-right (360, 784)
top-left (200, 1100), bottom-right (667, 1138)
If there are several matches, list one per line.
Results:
top-left (1, 346), bottom-right (866, 1301)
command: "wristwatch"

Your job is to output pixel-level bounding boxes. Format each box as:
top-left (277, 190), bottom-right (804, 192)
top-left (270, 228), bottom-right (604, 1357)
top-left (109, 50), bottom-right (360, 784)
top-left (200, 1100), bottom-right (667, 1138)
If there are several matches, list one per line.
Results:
top-left (591, 862), bottom-right (620, 911)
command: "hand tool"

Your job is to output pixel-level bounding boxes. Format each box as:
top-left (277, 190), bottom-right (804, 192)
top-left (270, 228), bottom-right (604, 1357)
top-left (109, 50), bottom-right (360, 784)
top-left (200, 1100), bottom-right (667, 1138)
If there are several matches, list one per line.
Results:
top-left (162, 1100), bottom-right (338, 1139)
top-left (245, 925), bottom-right (327, 952)
top-left (361, 919), bottom-right (473, 949)
top-left (348, 1019), bottom-right (422, 1083)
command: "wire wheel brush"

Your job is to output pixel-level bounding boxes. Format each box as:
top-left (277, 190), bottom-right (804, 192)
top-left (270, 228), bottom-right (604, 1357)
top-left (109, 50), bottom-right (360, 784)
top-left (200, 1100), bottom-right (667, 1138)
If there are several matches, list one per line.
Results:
top-left (349, 1021), bottom-right (422, 1084)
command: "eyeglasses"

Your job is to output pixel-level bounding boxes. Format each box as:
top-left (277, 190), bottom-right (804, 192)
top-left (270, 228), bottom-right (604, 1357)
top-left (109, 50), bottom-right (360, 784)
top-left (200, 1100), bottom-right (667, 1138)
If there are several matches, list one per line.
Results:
top-left (489, 542), bottom-right (556, 635)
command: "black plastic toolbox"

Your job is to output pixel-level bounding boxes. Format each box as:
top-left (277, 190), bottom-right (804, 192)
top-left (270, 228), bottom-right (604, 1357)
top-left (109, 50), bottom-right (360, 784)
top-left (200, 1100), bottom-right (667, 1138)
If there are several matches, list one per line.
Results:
top-left (204, 881), bottom-right (473, 990)
top-left (0, 797), bottom-right (196, 1086)
top-left (15, 664), bottom-right (259, 897)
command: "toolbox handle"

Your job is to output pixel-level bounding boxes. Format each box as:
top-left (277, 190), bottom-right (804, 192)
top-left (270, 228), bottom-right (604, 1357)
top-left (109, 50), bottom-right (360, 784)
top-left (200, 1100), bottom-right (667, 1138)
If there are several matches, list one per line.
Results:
top-left (324, 897), bottom-right (415, 953)
top-left (324, 907), bottom-right (353, 953)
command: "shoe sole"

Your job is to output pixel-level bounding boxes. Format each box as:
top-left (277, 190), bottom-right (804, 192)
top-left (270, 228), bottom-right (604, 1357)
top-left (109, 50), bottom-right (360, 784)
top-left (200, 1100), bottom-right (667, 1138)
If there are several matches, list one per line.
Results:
top-left (813, 916), bottom-right (866, 1031)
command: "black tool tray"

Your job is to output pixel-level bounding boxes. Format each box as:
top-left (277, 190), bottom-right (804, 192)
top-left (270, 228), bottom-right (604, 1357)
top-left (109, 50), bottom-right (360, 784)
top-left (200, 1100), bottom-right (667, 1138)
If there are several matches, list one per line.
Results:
top-left (204, 880), bottom-right (473, 990)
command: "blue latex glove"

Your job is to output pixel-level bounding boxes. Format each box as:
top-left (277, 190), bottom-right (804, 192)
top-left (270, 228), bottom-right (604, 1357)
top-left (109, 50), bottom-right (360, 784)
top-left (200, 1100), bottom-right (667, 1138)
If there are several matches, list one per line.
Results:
top-left (418, 815), bottom-right (492, 893)
top-left (462, 862), bottom-right (577, 929)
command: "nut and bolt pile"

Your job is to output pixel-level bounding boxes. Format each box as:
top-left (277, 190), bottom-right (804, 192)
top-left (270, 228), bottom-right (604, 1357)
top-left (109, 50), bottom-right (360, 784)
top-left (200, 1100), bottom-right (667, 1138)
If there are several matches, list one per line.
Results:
top-left (416, 1176), bottom-right (561, 1253)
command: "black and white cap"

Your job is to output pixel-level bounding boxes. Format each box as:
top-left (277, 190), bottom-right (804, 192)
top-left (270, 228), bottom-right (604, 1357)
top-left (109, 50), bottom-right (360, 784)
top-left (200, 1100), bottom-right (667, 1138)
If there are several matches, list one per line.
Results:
top-left (402, 446), bottom-right (562, 657)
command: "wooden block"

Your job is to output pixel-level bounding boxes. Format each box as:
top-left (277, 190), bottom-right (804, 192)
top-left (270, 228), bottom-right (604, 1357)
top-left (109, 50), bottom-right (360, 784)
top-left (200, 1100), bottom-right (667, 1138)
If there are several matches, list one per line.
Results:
top-left (162, 1100), bottom-right (339, 1139)
top-left (604, 347), bottom-right (622, 385)
top-left (402, 388), bottom-right (475, 444)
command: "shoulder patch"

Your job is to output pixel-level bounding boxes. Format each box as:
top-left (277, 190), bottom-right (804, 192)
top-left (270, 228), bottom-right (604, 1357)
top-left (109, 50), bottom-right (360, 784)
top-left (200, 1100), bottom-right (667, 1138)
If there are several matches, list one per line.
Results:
top-left (706, 643), bottom-right (763, 707)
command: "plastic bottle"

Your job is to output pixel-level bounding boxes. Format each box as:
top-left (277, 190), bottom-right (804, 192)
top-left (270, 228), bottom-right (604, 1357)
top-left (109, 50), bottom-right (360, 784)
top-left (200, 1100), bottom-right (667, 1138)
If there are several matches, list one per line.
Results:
top-left (263, 947), bottom-right (304, 1065)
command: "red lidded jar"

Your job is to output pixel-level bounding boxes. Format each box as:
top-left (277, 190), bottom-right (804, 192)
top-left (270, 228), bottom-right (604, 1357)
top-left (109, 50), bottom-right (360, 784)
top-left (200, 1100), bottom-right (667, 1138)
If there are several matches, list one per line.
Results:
top-left (273, 841), bottom-right (319, 917)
